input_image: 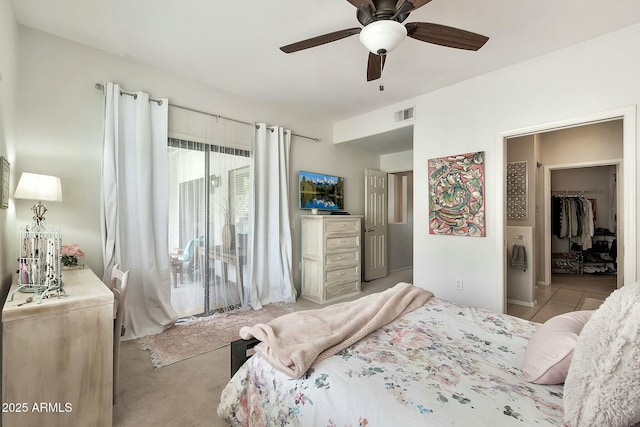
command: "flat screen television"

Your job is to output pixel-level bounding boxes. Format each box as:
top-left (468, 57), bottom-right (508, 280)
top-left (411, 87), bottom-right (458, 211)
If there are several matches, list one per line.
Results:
top-left (299, 171), bottom-right (345, 211)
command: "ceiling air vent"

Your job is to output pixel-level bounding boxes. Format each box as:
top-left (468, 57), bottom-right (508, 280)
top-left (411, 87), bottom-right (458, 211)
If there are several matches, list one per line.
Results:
top-left (394, 107), bottom-right (415, 122)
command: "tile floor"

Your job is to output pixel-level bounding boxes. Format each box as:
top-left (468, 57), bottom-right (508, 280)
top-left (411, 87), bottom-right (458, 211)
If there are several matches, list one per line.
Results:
top-left (507, 273), bottom-right (617, 323)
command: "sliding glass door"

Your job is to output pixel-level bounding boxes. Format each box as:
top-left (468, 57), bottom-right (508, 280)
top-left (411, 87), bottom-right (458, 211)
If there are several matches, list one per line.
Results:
top-left (166, 108), bottom-right (253, 317)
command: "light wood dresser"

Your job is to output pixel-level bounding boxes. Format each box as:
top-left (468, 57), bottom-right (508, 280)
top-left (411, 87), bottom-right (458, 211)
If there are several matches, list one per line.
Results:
top-left (2, 268), bottom-right (114, 427)
top-left (300, 215), bottom-right (363, 304)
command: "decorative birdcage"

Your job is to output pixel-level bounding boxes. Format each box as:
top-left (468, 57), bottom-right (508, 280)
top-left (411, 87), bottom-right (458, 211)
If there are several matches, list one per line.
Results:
top-left (11, 225), bottom-right (65, 302)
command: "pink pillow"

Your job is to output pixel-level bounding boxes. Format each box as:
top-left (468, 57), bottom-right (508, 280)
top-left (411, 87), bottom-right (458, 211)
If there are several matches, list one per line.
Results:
top-left (519, 310), bottom-right (593, 385)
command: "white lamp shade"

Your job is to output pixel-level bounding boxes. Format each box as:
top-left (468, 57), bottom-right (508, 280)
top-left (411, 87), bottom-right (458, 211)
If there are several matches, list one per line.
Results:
top-left (359, 20), bottom-right (407, 55)
top-left (14, 172), bottom-right (63, 202)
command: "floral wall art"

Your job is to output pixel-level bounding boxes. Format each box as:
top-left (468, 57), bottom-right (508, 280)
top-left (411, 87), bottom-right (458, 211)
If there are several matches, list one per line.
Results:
top-left (428, 151), bottom-right (485, 237)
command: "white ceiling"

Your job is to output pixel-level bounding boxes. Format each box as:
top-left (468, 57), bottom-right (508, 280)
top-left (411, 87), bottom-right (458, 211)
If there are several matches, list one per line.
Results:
top-left (11, 0), bottom-right (640, 140)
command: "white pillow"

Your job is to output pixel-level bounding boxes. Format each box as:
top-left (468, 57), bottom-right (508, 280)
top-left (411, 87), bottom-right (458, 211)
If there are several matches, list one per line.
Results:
top-left (563, 282), bottom-right (640, 427)
top-left (519, 310), bottom-right (593, 384)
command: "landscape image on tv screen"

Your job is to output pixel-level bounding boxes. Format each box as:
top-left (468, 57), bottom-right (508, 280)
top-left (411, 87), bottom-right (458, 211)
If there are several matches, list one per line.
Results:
top-left (299, 171), bottom-right (344, 211)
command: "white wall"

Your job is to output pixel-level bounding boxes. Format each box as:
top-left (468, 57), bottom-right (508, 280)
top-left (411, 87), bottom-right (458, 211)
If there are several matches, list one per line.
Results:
top-left (380, 150), bottom-right (413, 172)
top-left (0, 0), bottom-right (18, 294)
top-left (15, 26), bottom-right (379, 286)
top-left (506, 225), bottom-right (535, 305)
top-left (334, 101), bottom-right (417, 144)
top-left (540, 120), bottom-right (623, 164)
top-left (334, 23), bottom-right (640, 313)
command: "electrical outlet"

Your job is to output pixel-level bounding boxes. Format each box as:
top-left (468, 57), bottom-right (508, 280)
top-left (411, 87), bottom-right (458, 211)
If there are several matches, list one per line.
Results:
top-left (455, 279), bottom-right (463, 291)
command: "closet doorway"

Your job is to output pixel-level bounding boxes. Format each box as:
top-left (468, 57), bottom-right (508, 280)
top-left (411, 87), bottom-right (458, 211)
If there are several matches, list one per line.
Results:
top-left (500, 106), bottom-right (636, 315)
top-left (546, 162), bottom-right (621, 289)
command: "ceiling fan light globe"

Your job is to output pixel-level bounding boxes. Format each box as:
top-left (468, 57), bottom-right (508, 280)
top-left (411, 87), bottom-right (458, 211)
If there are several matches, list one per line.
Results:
top-left (359, 20), bottom-right (407, 55)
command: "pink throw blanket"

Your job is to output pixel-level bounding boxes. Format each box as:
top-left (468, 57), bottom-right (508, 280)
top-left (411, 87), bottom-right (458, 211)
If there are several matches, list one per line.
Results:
top-left (239, 282), bottom-right (434, 378)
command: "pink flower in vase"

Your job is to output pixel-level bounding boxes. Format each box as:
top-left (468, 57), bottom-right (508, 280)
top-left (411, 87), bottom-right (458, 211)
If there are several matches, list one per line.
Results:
top-left (61, 244), bottom-right (85, 267)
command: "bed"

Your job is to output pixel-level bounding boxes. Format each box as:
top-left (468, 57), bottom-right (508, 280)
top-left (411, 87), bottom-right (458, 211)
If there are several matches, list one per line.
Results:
top-left (217, 282), bottom-right (640, 426)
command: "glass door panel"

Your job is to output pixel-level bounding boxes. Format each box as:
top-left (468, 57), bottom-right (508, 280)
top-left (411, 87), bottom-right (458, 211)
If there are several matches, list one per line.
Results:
top-left (168, 139), bottom-right (251, 317)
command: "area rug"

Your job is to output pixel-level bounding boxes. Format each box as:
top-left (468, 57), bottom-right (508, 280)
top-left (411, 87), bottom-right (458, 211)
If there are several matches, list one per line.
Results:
top-left (579, 297), bottom-right (605, 311)
top-left (140, 303), bottom-right (295, 369)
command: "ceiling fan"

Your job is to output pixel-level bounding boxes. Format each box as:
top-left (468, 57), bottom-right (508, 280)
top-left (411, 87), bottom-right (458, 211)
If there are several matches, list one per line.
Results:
top-left (280, 0), bottom-right (489, 82)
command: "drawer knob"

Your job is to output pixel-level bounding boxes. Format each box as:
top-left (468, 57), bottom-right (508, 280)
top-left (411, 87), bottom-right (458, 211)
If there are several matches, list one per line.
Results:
top-left (340, 240), bottom-right (346, 244)
top-left (339, 287), bottom-right (345, 292)
top-left (339, 256), bottom-right (345, 260)
top-left (339, 224), bottom-right (345, 228)
top-left (339, 271), bottom-right (346, 275)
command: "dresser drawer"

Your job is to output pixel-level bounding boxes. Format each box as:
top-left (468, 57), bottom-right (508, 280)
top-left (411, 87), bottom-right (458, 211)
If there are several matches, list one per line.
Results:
top-left (326, 281), bottom-right (359, 299)
top-left (326, 265), bottom-right (359, 283)
top-left (325, 220), bottom-right (360, 234)
top-left (326, 250), bottom-right (359, 266)
top-left (301, 215), bottom-right (363, 305)
top-left (326, 235), bottom-right (359, 250)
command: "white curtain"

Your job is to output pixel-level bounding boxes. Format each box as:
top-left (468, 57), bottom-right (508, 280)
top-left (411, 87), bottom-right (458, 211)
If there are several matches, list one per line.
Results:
top-left (101, 82), bottom-right (177, 340)
top-left (248, 124), bottom-right (296, 308)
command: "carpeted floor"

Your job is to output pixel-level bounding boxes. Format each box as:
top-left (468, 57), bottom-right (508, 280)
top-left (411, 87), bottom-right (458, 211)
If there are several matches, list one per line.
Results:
top-left (139, 303), bottom-right (295, 369)
top-left (114, 268), bottom-right (414, 427)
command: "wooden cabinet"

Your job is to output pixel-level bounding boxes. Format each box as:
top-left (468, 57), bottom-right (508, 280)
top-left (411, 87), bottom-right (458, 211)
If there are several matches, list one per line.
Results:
top-left (2, 268), bottom-right (114, 427)
top-left (301, 215), bottom-right (362, 304)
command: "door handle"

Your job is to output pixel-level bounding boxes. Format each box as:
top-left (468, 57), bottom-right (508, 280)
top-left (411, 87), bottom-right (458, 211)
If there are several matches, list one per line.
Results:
top-left (365, 228), bottom-right (374, 232)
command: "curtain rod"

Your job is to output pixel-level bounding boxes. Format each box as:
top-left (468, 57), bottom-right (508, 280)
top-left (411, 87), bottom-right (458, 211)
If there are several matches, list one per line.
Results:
top-left (95, 83), bottom-right (319, 142)
top-left (552, 190), bottom-right (603, 198)
top-left (95, 83), bottom-right (164, 105)
top-left (552, 190), bottom-right (602, 194)
top-left (255, 124), bottom-right (319, 142)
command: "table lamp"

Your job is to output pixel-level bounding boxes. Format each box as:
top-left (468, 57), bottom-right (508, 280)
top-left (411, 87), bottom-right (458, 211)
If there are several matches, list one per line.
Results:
top-left (14, 172), bottom-right (63, 228)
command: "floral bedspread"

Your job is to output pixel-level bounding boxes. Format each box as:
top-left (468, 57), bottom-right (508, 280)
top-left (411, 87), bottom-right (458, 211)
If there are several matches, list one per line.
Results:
top-left (217, 298), bottom-right (564, 426)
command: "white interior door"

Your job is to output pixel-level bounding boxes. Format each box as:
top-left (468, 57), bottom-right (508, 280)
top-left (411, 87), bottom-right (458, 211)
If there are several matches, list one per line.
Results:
top-left (616, 163), bottom-right (623, 288)
top-left (364, 169), bottom-right (388, 281)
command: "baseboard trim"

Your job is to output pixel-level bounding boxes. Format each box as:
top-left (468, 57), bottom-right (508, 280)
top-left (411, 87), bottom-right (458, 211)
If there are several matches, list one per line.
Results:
top-left (507, 298), bottom-right (537, 308)
top-left (388, 266), bottom-right (413, 273)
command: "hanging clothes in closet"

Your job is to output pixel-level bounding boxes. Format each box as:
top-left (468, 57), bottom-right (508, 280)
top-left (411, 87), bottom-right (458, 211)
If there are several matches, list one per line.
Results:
top-left (551, 195), bottom-right (595, 250)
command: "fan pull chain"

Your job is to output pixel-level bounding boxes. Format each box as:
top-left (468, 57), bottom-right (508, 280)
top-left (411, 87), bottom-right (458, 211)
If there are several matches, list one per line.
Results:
top-left (379, 54), bottom-right (385, 91)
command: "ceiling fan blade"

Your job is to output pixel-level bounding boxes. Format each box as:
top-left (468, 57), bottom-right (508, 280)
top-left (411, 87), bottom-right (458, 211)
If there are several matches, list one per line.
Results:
top-left (367, 52), bottom-right (386, 81)
top-left (396, 0), bottom-right (433, 13)
top-left (346, 0), bottom-right (376, 10)
top-left (280, 28), bottom-right (362, 53)
top-left (393, 0), bottom-right (433, 22)
top-left (405, 22), bottom-right (489, 51)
